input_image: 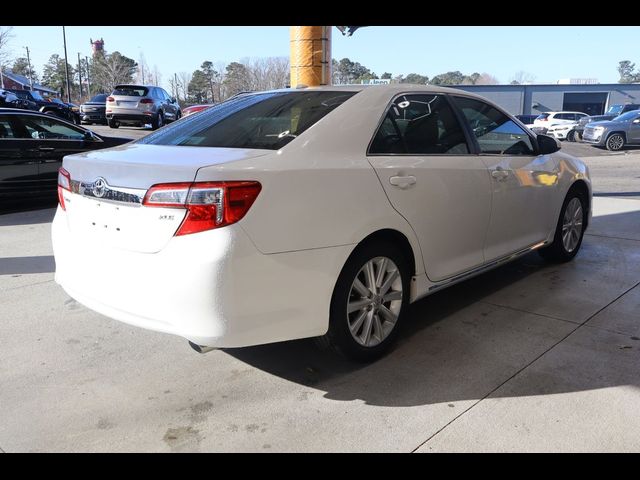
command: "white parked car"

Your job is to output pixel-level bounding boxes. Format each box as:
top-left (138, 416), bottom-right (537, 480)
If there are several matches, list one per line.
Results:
top-left (533, 111), bottom-right (589, 128)
top-left (52, 85), bottom-right (592, 361)
top-left (546, 121), bottom-right (580, 141)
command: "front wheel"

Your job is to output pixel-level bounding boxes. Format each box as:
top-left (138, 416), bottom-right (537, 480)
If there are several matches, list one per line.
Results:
top-left (538, 189), bottom-right (587, 263)
top-left (606, 133), bottom-right (625, 151)
top-left (321, 241), bottom-right (410, 362)
top-left (566, 130), bottom-right (576, 142)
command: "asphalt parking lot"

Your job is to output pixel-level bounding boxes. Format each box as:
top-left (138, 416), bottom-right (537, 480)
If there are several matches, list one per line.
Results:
top-left (1, 126), bottom-right (640, 452)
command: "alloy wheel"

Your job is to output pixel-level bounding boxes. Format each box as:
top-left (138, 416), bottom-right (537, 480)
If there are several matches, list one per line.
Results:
top-left (346, 256), bottom-right (403, 348)
top-left (562, 197), bottom-right (583, 253)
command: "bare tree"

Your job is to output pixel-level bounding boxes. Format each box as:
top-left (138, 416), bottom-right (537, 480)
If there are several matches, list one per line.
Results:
top-left (92, 52), bottom-right (137, 93)
top-left (178, 71), bottom-right (192, 103)
top-left (475, 73), bottom-right (500, 85)
top-left (152, 65), bottom-right (162, 88)
top-left (510, 70), bottom-right (536, 85)
top-left (242, 56), bottom-right (290, 92)
top-left (0, 26), bottom-right (14, 87)
top-left (136, 52), bottom-right (150, 84)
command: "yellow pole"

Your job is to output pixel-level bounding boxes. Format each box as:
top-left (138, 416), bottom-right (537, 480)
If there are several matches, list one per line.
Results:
top-left (289, 26), bottom-right (331, 88)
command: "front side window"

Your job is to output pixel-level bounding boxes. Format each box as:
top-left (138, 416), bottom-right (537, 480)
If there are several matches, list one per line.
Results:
top-left (453, 96), bottom-right (535, 155)
top-left (21, 115), bottom-right (86, 140)
top-left (138, 90), bottom-right (357, 150)
top-left (369, 94), bottom-right (469, 155)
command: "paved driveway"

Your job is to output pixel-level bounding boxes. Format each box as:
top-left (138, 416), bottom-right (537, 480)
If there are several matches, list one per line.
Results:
top-left (0, 196), bottom-right (639, 452)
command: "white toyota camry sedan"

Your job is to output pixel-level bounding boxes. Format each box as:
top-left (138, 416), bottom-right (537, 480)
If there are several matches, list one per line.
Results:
top-left (52, 84), bottom-right (591, 361)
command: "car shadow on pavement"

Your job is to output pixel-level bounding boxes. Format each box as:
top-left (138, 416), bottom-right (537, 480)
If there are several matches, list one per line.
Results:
top-left (0, 255), bottom-right (56, 275)
top-left (226, 208), bottom-right (640, 407)
top-left (0, 205), bottom-right (57, 223)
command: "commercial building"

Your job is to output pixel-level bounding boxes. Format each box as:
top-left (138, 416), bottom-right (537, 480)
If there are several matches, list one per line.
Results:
top-left (454, 83), bottom-right (640, 116)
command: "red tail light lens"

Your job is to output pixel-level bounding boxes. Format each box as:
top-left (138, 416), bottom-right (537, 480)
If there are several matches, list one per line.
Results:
top-left (57, 167), bottom-right (71, 211)
top-left (139, 98), bottom-right (154, 104)
top-left (143, 181), bottom-right (261, 236)
top-left (106, 96), bottom-right (114, 102)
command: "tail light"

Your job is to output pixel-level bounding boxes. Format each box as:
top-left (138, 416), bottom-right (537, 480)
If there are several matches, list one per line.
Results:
top-left (139, 98), bottom-right (154, 104)
top-left (57, 167), bottom-right (71, 211)
top-left (106, 96), bottom-right (114, 102)
top-left (143, 181), bottom-right (261, 236)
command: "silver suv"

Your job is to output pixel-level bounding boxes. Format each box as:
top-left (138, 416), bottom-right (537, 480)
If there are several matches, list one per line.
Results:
top-left (582, 110), bottom-right (640, 151)
top-left (106, 84), bottom-right (181, 130)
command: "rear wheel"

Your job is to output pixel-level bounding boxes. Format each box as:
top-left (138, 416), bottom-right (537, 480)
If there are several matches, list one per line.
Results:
top-left (566, 130), bottom-right (576, 142)
top-left (538, 189), bottom-right (587, 263)
top-left (108, 118), bottom-right (119, 129)
top-left (151, 111), bottom-right (164, 130)
top-left (606, 133), bottom-right (625, 151)
top-left (321, 241), bottom-right (410, 362)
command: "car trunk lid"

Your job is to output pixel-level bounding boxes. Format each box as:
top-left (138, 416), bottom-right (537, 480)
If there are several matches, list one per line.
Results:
top-left (61, 144), bottom-right (270, 253)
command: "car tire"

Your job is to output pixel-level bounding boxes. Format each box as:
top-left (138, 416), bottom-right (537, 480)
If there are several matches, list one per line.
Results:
top-left (605, 133), bottom-right (625, 151)
top-left (174, 110), bottom-right (182, 122)
top-left (151, 112), bottom-right (164, 130)
top-left (538, 187), bottom-right (587, 263)
top-left (108, 119), bottom-right (119, 129)
top-left (320, 241), bottom-right (410, 362)
top-left (566, 130), bottom-right (576, 142)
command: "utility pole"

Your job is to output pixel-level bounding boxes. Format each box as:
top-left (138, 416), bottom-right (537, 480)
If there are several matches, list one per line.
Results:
top-left (85, 56), bottom-right (91, 97)
top-left (62, 26), bottom-right (71, 102)
top-left (77, 52), bottom-right (83, 100)
top-left (24, 46), bottom-right (34, 90)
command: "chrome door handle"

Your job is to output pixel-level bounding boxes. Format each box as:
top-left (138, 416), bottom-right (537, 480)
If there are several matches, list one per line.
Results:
top-left (38, 147), bottom-right (55, 152)
top-left (389, 175), bottom-right (416, 189)
top-left (491, 167), bottom-right (509, 180)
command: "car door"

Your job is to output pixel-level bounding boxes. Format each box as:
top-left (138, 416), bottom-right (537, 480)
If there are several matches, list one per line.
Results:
top-left (452, 96), bottom-right (560, 262)
top-left (367, 93), bottom-right (492, 282)
top-left (19, 114), bottom-right (94, 195)
top-left (626, 112), bottom-right (640, 144)
top-left (161, 88), bottom-right (176, 120)
top-left (0, 114), bottom-right (41, 201)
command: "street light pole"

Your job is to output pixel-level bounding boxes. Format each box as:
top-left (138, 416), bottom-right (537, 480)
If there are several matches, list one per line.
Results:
top-left (77, 52), bottom-right (83, 99)
top-left (24, 46), bottom-right (34, 90)
top-left (85, 56), bottom-right (91, 97)
top-left (62, 26), bottom-right (71, 102)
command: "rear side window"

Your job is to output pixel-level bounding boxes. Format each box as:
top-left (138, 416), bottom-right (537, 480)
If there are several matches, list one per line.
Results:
top-left (112, 86), bottom-right (148, 97)
top-left (369, 94), bottom-right (469, 155)
top-left (138, 90), bottom-right (356, 150)
top-left (0, 116), bottom-right (17, 138)
top-left (453, 96), bottom-right (535, 155)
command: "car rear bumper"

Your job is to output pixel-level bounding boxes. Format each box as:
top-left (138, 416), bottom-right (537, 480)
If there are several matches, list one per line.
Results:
top-left (52, 206), bottom-right (353, 348)
top-left (106, 112), bottom-right (153, 124)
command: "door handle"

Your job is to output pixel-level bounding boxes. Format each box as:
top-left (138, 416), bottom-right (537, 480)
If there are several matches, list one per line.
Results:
top-left (491, 167), bottom-right (509, 180)
top-left (38, 147), bottom-right (55, 152)
top-left (389, 175), bottom-right (417, 189)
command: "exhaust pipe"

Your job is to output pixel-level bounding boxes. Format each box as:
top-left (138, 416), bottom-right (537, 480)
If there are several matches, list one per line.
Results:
top-left (189, 341), bottom-right (217, 354)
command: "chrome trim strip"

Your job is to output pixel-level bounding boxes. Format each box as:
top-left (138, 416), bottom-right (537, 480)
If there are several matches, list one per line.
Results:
top-left (70, 179), bottom-right (146, 205)
top-left (427, 241), bottom-right (548, 294)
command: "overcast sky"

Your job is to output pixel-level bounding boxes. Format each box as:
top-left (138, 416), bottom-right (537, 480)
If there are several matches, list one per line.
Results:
top-left (5, 26), bottom-right (638, 88)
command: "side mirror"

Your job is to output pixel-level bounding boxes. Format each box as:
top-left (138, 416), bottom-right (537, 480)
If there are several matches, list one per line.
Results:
top-left (171, 97), bottom-right (177, 103)
top-left (83, 130), bottom-right (99, 142)
top-left (537, 134), bottom-right (560, 154)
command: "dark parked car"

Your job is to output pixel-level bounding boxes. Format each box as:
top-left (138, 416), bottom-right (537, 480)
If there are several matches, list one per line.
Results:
top-left (80, 94), bottom-right (108, 125)
top-left (0, 108), bottom-right (130, 204)
top-left (4, 89), bottom-right (76, 123)
top-left (48, 97), bottom-right (81, 124)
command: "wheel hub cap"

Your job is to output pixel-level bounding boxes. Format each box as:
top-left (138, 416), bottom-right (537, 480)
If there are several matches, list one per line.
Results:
top-left (561, 197), bottom-right (583, 253)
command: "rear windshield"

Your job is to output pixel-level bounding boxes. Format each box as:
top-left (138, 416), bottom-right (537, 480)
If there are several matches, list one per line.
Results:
top-left (90, 94), bottom-right (108, 102)
top-left (112, 86), bottom-right (148, 97)
top-left (137, 90), bottom-right (357, 150)
top-left (536, 113), bottom-right (550, 120)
